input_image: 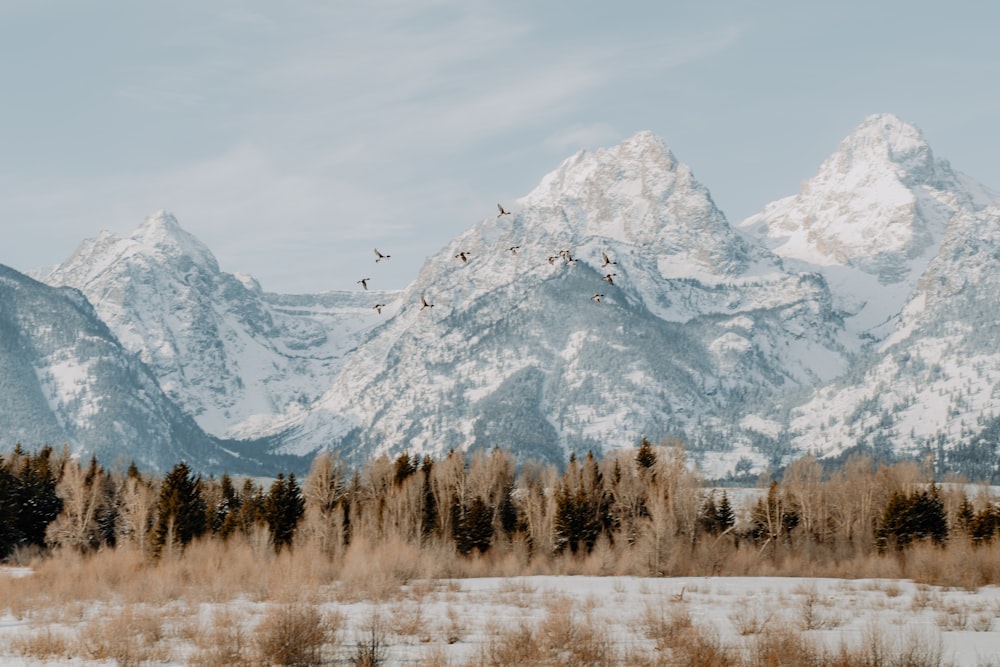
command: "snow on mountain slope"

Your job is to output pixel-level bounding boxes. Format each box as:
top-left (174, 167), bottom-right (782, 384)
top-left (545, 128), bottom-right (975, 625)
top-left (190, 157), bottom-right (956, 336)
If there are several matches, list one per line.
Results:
top-left (0, 264), bottom-right (267, 473)
top-left (15, 116), bottom-right (1000, 476)
top-left (268, 132), bottom-right (853, 464)
top-left (42, 211), bottom-right (395, 439)
top-left (783, 202), bottom-right (1000, 461)
top-left (740, 113), bottom-right (999, 341)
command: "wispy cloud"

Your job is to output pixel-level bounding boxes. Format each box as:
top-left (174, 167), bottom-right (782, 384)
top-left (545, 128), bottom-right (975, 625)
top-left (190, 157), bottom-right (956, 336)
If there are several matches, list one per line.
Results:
top-left (543, 123), bottom-right (620, 154)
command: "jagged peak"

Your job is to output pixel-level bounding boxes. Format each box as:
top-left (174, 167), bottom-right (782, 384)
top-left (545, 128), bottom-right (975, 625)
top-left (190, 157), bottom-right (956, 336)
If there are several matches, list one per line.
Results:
top-left (128, 210), bottom-right (219, 270)
top-left (505, 131), bottom-right (759, 278)
top-left (525, 131), bottom-right (681, 204)
top-left (824, 113), bottom-right (937, 184)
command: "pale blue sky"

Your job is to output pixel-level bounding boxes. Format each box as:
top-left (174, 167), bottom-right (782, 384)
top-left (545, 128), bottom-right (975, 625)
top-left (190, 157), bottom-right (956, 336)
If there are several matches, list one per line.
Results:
top-left (2, 1), bottom-right (998, 293)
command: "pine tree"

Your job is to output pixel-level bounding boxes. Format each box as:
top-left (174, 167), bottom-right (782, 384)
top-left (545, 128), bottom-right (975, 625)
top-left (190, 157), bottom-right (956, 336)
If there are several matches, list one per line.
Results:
top-left (635, 437), bottom-right (657, 470)
top-left (971, 505), bottom-right (998, 544)
top-left (420, 457), bottom-right (438, 541)
top-left (717, 491), bottom-right (736, 532)
top-left (394, 452), bottom-right (417, 486)
top-left (876, 486), bottom-right (948, 551)
top-left (454, 495), bottom-right (494, 555)
top-left (151, 462), bottom-right (206, 557)
top-left (264, 473), bottom-right (306, 552)
top-left (956, 495), bottom-right (976, 536)
top-left (699, 493), bottom-right (719, 535)
top-left (0, 457), bottom-right (20, 559)
top-left (212, 473), bottom-right (239, 535)
top-left (16, 446), bottom-right (63, 551)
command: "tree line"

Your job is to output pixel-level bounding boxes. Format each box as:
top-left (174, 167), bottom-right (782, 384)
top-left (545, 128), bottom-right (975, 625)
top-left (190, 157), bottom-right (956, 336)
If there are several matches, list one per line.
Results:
top-left (2, 440), bottom-right (999, 572)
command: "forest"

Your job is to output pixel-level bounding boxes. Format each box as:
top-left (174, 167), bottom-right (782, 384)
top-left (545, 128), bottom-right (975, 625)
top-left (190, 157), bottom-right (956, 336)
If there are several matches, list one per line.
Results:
top-left (2, 439), bottom-right (998, 586)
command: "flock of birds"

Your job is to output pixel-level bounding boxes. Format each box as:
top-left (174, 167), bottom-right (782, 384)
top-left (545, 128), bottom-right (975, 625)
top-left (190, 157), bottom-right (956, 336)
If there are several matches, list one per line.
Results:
top-left (358, 203), bottom-right (622, 314)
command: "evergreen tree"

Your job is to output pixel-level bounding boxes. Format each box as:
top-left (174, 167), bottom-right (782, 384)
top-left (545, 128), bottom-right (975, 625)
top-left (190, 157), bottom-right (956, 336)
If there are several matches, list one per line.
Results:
top-left (394, 452), bottom-right (417, 486)
top-left (911, 486), bottom-right (948, 545)
top-left (717, 491), bottom-right (736, 533)
top-left (553, 484), bottom-right (602, 554)
top-left (956, 495), bottom-right (976, 536)
top-left (15, 446), bottom-right (63, 551)
top-left (970, 505), bottom-right (998, 544)
top-left (211, 474), bottom-right (240, 536)
top-left (635, 437), bottom-right (657, 470)
top-left (419, 457), bottom-right (438, 541)
top-left (0, 457), bottom-right (20, 559)
top-left (233, 478), bottom-right (265, 536)
top-left (877, 486), bottom-right (948, 551)
top-left (454, 495), bottom-right (494, 555)
top-left (264, 473), bottom-right (306, 552)
top-left (699, 493), bottom-right (720, 535)
top-left (151, 462), bottom-right (206, 557)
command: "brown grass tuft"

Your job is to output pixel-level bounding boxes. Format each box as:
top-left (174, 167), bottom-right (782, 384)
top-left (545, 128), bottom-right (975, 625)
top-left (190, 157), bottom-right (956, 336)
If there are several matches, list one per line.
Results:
top-left (254, 601), bottom-right (342, 666)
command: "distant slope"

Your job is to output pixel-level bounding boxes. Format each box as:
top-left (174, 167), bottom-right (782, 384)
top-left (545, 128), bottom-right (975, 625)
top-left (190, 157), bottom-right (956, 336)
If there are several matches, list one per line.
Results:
top-left (41, 211), bottom-right (395, 439)
top-left (0, 264), bottom-right (274, 474)
top-left (12, 114), bottom-right (1000, 477)
top-left (268, 132), bottom-right (853, 467)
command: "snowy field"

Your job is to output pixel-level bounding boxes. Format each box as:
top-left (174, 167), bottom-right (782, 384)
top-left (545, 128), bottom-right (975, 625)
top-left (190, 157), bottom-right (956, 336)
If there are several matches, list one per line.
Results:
top-left (3, 571), bottom-right (1000, 665)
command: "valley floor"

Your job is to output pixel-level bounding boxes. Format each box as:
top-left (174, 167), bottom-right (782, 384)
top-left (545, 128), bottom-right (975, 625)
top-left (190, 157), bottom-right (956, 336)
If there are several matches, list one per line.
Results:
top-left (3, 572), bottom-right (1000, 665)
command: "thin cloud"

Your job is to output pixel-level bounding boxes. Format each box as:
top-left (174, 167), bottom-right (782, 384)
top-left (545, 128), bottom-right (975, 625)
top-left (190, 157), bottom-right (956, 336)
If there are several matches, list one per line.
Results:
top-left (544, 124), bottom-right (620, 154)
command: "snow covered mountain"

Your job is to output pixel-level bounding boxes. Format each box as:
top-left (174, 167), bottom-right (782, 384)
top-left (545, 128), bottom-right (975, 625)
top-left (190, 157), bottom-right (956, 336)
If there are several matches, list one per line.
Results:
top-left (740, 114), bottom-right (1000, 471)
top-left (14, 114), bottom-right (1000, 477)
top-left (0, 264), bottom-right (274, 473)
top-left (41, 211), bottom-right (394, 440)
top-left (740, 113), bottom-right (997, 340)
top-left (782, 201), bottom-right (1000, 466)
top-left (267, 132), bottom-right (853, 466)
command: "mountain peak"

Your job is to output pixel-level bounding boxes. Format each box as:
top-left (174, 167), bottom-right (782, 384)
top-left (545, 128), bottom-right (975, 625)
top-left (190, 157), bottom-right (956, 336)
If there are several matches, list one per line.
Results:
top-left (129, 210), bottom-right (219, 270)
top-left (512, 131), bottom-right (758, 277)
top-left (738, 113), bottom-right (986, 338)
top-left (137, 209), bottom-right (182, 236)
top-left (525, 131), bottom-right (678, 205)
top-left (830, 113), bottom-right (934, 182)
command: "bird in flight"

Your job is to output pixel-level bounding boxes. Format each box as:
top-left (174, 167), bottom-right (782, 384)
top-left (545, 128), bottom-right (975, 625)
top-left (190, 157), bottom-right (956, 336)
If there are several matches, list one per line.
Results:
top-left (601, 251), bottom-right (617, 268)
top-left (508, 245), bottom-right (520, 255)
top-left (602, 273), bottom-right (617, 285)
top-left (591, 293), bottom-right (605, 304)
top-left (374, 248), bottom-right (391, 263)
top-left (497, 203), bottom-right (511, 217)
top-left (420, 295), bottom-right (434, 311)
top-left (455, 251), bottom-right (471, 263)
top-left (357, 278), bottom-right (370, 290)
top-left (373, 303), bottom-right (385, 314)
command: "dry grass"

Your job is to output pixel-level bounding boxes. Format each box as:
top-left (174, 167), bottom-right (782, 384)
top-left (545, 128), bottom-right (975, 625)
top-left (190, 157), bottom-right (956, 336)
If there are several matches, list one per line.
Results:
top-left (353, 609), bottom-right (390, 667)
top-left (191, 607), bottom-right (255, 667)
top-left (728, 599), bottom-right (774, 636)
top-left (9, 626), bottom-right (74, 661)
top-left (641, 598), bottom-right (693, 651)
top-left (471, 596), bottom-right (617, 667)
top-left (254, 601), bottom-right (342, 666)
top-left (77, 603), bottom-right (170, 666)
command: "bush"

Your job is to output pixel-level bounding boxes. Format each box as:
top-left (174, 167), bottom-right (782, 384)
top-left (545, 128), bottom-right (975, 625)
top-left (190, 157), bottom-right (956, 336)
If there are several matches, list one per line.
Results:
top-left (255, 602), bottom-right (340, 666)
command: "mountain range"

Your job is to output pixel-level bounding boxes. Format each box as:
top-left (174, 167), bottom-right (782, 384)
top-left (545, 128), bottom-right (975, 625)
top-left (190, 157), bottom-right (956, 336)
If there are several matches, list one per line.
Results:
top-left (6, 113), bottom-right (1000, 477)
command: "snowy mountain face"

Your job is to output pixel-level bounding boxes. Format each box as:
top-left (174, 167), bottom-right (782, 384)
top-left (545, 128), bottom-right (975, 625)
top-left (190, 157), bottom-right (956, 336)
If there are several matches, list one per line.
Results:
top-left (14, 115), bottom-right (1000, 477)
top-left (0, 264), bottom-right (270, 474)
top-left (268, 132), bottom-right (853, 466)
top-left (42, 211), bottom-right (393, 440)
top-left (740, 115), bottom-right (1000, 472)
top-left (785, 203), bottom-right (1000, 466)
top-left (740, 113), bottom-right (998, 340)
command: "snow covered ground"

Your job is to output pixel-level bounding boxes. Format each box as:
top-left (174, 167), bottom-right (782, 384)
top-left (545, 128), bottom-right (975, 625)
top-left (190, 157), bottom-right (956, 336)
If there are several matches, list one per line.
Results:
top-left (3, 571), bottom-right (1000, 665)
